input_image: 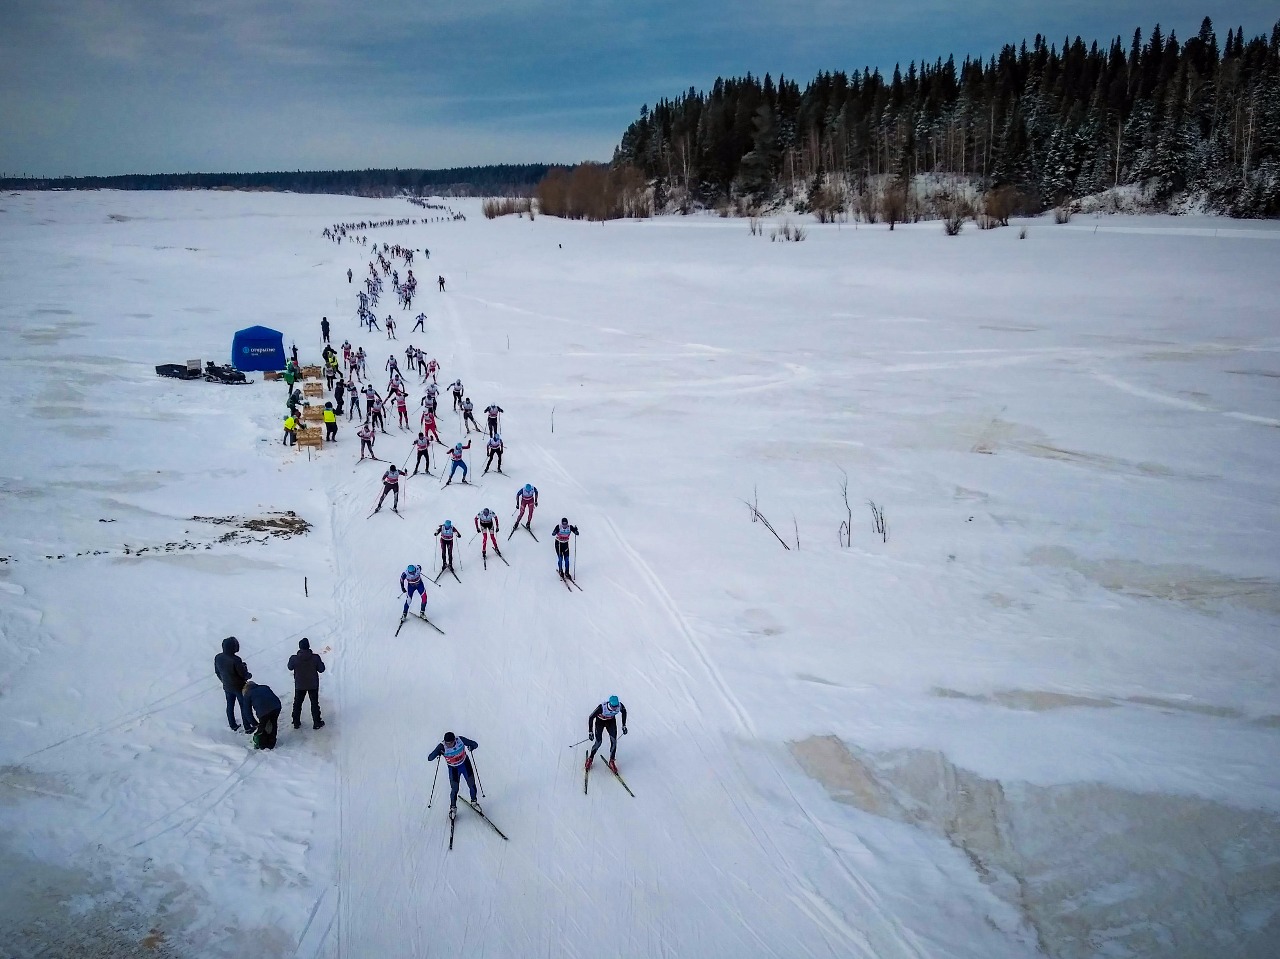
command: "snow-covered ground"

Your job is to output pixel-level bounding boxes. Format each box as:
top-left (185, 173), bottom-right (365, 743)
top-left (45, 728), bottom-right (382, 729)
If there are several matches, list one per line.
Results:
top-left (1, 191), bottom-right (1278, 959)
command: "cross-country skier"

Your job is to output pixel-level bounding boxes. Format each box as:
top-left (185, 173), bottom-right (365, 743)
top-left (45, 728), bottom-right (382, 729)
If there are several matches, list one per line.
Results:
top-left (461, 398), bottom-right (480, 433)
top-left (386, 354), bottom-right (400, 377)
top-left (435, 520), bottom-right (458, 571)
top-left (400, 563), bottom-right (427, 618)
top-left (448, 378), bottom-right (464, 411)
top-left (515, 483), bottom-right (538, 529)
top-left (426, 357), bottom-right (439, 383)
top-left (386, 315), bottom-right (396, 340)
top-left (484, 403), bottom-right (503, 437)
top-left (475, 508), bottom-right (502, 559)
top-left (552, 517), bottom-right (579, 579)
top-left (586, 696), bottom-right (627, 771)
top-left (394, 391), bottom-right (410, 430)
top-left (357, 421), bottom-right (376, 460)
top-left (422, 381), bottom-right (439, 410)
top-left (437, 275), bottom-right (446, 292)
top-left (346, 377), bottom-right (361, 420)
top-left (411, 433), bottom-right (433, 474)
top-left (444, 441), bottom-right (471, 485)
top-left (374, 465), bottom-right (401, 512)
top-left (421, 408), bottom-right (442, 445)
top-left (426, 732), bottom-right (479, 817)
top-left (347, 268), bottom-right (352, 284)
top-left (483, 433), bottom-right (503, 474)
top-left (413, 312), bottom-right (426, 332)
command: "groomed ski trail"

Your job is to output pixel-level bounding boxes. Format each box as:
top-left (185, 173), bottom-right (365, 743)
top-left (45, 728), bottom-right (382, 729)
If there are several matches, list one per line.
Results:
top-left (317, 269), bottom-right (928, 959)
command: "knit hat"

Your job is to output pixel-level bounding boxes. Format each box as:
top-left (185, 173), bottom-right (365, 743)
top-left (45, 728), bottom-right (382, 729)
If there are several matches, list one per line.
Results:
top-left (299, 638), bottom-right (310, 650)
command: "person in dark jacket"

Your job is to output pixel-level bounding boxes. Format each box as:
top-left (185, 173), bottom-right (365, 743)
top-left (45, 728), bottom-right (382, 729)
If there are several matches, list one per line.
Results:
top-left (287, 638), bottom-right (326, 730)
top-left (243, 681), bottom-right (282, 749)
top-left (213, 637), bottom-right (255, 733)
top-left (426, 732), bottom-right (481, 816)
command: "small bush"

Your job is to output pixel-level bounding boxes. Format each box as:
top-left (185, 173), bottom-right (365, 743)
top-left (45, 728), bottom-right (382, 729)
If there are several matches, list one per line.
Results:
top-left (748, 217), bottom-right (762, 236)
top-left (482, 196), bottom-right (532, 219)
top-left (1019, 226), bottom-right (1028, 239)
top-left (1053, 204), bottom-right (1073, 224)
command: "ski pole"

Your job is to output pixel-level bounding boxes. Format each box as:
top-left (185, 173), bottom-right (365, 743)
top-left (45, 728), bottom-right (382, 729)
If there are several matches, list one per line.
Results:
top-left (469, 754), bottom-right (486, 799)
top-left (572, 534), bottom-right (578, 580)
top-left (568, 737), bottom-right (590, 749)
top-left (427, 755), bottom-right (442, 808)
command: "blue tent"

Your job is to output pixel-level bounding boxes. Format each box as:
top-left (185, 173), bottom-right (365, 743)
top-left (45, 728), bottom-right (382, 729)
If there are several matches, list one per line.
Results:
top-left (231, 325), bottom-right (285, 371)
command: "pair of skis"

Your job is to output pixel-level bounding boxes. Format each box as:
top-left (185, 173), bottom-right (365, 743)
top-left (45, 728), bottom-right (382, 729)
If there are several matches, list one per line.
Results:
top-left (559, 571), bottom-right (584, 592)
top-left (448, 799), bottom-right (509, 850)
top-left (433, 564), bottom-right (462, 585)
top-left (481, 549), bottom-right (510, 570)
top-left (395, 609), bottom-right (444, 637)
top-left (583, 750), bottom-right (634, 797)
top-left (507, 523), bottom-right (537, 542)
top-left (368, 505), bottom-right (404, 519)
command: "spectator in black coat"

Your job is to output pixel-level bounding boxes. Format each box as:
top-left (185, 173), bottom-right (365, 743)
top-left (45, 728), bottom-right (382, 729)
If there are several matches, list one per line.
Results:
top-left (243, 681), bottom-right (282, 749)
top-left (288, 638), bottom-right (326, 730)
top-left (213, 637), bottom-right (255, 733)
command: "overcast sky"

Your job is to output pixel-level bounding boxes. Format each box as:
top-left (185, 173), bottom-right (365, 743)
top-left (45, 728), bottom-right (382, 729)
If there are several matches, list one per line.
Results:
top-left (2, 1), bottom-right (1276, 176)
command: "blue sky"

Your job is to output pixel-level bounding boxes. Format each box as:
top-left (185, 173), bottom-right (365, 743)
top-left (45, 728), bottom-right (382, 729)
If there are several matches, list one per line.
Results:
top-left (2, 1), bottom-right (1276, 176)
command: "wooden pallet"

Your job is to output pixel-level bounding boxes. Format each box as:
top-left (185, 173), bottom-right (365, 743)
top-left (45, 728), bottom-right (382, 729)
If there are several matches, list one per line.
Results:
top-left (264, 370), bottom-right (283, 381)
top-left (300, 365), bottom-right (324, 379)
top-left (301, 406), bottom-right (325, 424)
top-left (303, 382), bottom-right (324, 398)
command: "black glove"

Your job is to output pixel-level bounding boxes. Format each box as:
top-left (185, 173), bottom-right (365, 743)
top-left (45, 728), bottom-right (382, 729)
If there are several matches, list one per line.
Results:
top-left (571, 526), bottom-right (579, 535)
top-left (622, 726), bottom-right (628, 735)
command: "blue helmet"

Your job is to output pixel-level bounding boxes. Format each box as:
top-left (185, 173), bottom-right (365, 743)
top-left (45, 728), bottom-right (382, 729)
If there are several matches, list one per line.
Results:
top-left (455, 443), bottom-right (463, 451)
top-left (492, 433), bottom-right (501, 443)
top-left (524, 484), bottom-right (533, 494)
top-left (444, 520), bottom-right (452, 530)
top-left (608, 695), bottom-right (619, 708)
top-left (406, 564), bottom-right (418, 574)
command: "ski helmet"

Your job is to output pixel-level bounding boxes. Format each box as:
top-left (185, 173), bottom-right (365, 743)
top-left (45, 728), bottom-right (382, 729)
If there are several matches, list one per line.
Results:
top-left (481, 508), bottom-right (491, 517)
top-left (443, 731), bottom-right (456, 744)
top-left (493, 433), bottom-right (501, 443)
top-left (444, 520), bottom-right (452, 529)
top-left (608, 695), bottom-right (619, 708)
top-left (455, 443), bottom-right (462, 451)
top-left (524, 484), bottom-right (533, 494)
top-left (561, 517), bottom-right (568, 525)
top-left (407, 564), bottom-right (418, 574)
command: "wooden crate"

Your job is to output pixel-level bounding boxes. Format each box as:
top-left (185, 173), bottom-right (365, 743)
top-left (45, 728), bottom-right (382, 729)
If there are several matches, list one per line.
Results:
top-left (296, 429), bottom-right (324, 450)
top-left (301, 406), bottom-right (325, 423)
top-left (300, 364), bottom-right (324, 379)
top-left (303, 382), bottom-right (324, 398)
top-left (263, 370), bottom-right (282, 381)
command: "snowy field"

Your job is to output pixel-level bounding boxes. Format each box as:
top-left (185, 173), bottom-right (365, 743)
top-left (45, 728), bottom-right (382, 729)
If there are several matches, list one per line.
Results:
top-left (1, 190), bottom-right (1279, 959)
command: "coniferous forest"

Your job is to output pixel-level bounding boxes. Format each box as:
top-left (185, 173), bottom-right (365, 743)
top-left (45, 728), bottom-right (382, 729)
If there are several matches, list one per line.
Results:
top-left (612, 18), bottom-right (1280, 217)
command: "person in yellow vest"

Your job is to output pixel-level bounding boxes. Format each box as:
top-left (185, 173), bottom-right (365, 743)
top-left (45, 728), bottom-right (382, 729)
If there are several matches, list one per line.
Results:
top-left (283, 413), bottom-right (298, 446)
top-left (323, 402), bottom-right (337, 441)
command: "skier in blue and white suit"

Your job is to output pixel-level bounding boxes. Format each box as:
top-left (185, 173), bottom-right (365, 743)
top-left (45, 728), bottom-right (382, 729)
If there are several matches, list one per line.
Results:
top-left (400, 564), bottom-right (427, 617)
top-left (427, 731), bottom-right (481, 815)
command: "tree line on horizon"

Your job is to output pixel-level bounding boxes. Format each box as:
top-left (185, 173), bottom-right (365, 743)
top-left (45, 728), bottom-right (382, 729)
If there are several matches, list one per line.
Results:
top-left (609, 17), bottom-right (1280, 217)
top-left (0, 165), bottom-right (551, 197)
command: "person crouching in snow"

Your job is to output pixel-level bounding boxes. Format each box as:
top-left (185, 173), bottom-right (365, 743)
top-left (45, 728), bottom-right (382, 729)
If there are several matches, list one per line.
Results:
top-left (243, 681), bottom-right (282, 749)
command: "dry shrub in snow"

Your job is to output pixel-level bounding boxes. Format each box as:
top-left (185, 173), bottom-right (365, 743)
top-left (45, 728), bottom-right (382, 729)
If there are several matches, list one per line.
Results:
top-left (482, 197), bottom-right (532, 219)
top-left (1053, 204), bottom-right (1074, 224)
